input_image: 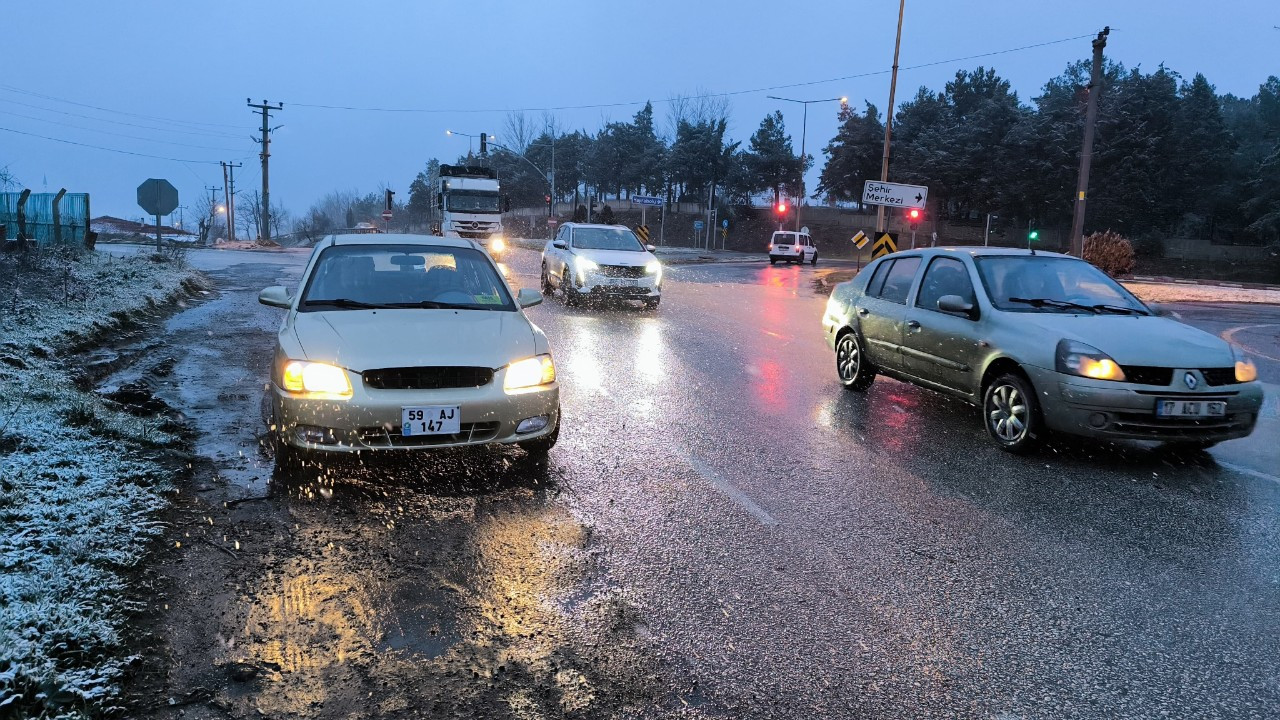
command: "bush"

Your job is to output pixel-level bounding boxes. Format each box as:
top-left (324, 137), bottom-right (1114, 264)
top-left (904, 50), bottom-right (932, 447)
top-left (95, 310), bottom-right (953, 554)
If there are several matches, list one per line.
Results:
top-left (598, 204), bottom-right (616, 225)
top-left (1083, 230), bottom-right (1135, 277)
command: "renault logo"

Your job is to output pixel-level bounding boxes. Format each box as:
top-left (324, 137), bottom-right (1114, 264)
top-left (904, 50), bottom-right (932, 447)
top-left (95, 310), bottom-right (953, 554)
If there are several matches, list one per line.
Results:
top-left (1184, 372), bottom-right (1198, 390)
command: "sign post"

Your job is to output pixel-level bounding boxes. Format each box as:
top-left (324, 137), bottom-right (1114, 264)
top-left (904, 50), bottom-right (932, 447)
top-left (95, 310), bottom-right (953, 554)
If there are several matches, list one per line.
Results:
top-left (137, 178), bottom-right (179, 252)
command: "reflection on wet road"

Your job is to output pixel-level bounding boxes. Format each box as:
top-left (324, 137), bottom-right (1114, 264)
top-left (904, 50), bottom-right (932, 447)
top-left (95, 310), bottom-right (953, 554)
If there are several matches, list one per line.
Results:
top-left (124, 243), bottom-right (1280, 719)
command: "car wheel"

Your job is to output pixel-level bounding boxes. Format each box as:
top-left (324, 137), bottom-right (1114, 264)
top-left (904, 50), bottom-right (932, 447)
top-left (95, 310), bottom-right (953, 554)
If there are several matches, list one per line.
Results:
top-left (835, 332), bottom-right (875, 391)
top-left (643, 297), bottom-right (661, 310)
top-left (541, 264), bottom-right (553, 294)
top-left (983, 372), bottom-right (1042, 454)
top-left (769, 257), bottom-right (777, 265)
top-left (518, 415), bottom-right (559, 458)
top-left (811, 252), bottom-right (818, 266)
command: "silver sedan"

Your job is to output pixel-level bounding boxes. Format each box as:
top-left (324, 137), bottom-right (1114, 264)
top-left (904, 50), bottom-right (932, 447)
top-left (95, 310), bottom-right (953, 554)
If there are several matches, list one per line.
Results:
top-left (822, 248), bottom-right (1264, 453)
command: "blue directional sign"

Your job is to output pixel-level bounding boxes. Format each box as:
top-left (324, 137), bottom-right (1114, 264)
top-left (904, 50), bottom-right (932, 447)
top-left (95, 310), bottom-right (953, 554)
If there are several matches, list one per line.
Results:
top-left (721, 219), bottom-right (729, 228)
top-left (693, 220), bottom-right (705, 230)
top-left (632, 195), bottom-right (663, 207)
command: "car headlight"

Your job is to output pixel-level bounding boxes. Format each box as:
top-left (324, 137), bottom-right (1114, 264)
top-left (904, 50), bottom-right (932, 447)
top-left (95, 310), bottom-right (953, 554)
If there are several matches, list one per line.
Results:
top-left (489, 236), bottom-right (506, 253)
top-left (645, 260), bottom-right (662, 283)
top-left (1233, 345), bottom-right (1258, 383)
top-left (1055, 340), bottom-right (1126, 381)
top-left (504, 354), bottom-right (556, 393)
top-left (281, 360), bottom-right (353, 397)
top-left (574, 256), bottom-right (598, 283)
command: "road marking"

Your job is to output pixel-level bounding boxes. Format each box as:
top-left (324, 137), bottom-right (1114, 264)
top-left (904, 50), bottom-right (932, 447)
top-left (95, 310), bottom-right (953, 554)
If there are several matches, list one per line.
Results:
top-left (1221, 323), bottom-right (1280, 364)
top-left (682, 453), bottom-right (779, 526)
top-left (1216, 461), bottom-right (1280, 487)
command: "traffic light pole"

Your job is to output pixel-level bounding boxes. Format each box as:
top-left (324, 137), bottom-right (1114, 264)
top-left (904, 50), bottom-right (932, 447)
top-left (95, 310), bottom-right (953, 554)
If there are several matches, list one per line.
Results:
top-left (1069, 27), bottom-right (1109, 257)
top-left (876, 0), bottom-right (905, 235)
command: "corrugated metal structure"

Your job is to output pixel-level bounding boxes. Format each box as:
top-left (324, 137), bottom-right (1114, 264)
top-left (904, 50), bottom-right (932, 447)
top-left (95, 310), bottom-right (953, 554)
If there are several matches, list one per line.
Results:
top-left (0, 190), bottom-right (92, 247)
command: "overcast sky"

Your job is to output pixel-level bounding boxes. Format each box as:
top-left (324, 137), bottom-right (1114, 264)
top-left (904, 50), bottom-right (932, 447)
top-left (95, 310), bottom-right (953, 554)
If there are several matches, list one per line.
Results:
top-left (4, 0), bottom-right (1278, 221)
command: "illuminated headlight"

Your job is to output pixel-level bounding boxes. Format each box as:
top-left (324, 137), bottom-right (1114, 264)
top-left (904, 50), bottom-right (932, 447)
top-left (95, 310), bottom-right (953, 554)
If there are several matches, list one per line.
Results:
top-left (504, 354), bottom-right (556, 393)
top-left (574, 256), bottom-right (598, 283)
top-left (1233, 346), bottom-right (1258, 382)
top-left (1055, 340), bottom-right (1126, 381)
top-left (489, 236), bottom-right (506, 253)
top-left (281, 360), bottom-right (353, 397)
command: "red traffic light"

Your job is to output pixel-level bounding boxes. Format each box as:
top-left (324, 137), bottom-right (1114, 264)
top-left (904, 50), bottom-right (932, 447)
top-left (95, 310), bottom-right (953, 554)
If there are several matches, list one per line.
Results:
top-left (776, 202), bottom-right (788, 214)
top-left (907, 208), bottom-right (921, 222)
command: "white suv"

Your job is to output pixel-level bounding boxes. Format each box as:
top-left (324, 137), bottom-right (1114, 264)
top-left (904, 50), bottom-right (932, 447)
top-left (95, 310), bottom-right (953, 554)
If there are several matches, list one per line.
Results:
top-left (541, 223), bottom-right (663, 308)
top-left (768, 230), bottom-right (818, 265)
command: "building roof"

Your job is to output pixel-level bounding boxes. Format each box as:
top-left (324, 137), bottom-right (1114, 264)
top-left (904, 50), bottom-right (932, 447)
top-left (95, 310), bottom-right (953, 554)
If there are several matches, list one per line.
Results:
top-left (91, 215), bottom-right (194, 236)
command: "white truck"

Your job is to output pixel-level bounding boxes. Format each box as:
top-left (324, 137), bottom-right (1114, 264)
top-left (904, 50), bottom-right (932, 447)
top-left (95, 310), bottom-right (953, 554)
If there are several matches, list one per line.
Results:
top-left (437, 164), bottom-right (506, 258)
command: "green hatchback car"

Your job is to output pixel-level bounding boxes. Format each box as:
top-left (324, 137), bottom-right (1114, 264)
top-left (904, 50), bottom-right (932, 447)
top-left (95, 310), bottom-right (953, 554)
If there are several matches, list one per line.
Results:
top-left (822, 248), bottom-right (1264, 454)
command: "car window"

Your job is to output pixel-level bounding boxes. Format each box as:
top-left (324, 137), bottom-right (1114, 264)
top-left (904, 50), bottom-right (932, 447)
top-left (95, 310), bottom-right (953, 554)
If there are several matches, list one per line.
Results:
top-left (571, 226), bottom-right (645, 251)
top-left (865, 260), bottom-right (893, 297)
top-left (916, 257), bottom-right (976, 312)
top-left (300, 244), bottom-right (515, 311)
top-left (974, 256), bottom-right (1148, 313)
top-left (876, 257), bottom-right (922, 304)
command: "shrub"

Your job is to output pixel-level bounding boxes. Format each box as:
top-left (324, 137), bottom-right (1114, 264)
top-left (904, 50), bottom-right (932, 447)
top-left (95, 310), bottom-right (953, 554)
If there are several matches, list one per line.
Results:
top-left (1083, 230), bottom-right (1135, 277)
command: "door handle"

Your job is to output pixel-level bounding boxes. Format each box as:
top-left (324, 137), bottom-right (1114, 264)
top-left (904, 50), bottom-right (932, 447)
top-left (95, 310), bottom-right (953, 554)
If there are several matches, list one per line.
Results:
top-left (906, 320), bottom-right (921, 330)
top-left (857, 308), bottom-right (869, 316)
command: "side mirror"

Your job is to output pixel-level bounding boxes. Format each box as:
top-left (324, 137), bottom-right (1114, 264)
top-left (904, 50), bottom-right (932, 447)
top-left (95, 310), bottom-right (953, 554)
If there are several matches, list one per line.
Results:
top-left (645, 244), bottom-right (657, 253)
top-left (516, 288), bottom-right (543, 308)
top-left (937, 294), bottom-right (975, 317)
top-left (552, 240), bottom-right (567, 249)
top-left (259, 286), bottom-right (292, 309)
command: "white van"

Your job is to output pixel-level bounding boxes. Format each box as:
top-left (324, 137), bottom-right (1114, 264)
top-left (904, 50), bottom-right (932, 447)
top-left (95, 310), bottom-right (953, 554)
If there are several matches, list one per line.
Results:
top-left (768, 230), bottom-right (817, 265)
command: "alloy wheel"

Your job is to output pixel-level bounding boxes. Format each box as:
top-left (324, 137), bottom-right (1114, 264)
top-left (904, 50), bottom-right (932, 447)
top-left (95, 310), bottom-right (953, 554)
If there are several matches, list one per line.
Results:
top-left (987, 383), bottom-right (1028, 443)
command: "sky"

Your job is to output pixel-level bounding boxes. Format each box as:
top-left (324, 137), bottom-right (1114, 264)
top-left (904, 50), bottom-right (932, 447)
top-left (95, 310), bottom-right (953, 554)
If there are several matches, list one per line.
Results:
top-left (3, 0), bottom-right (1278, 222)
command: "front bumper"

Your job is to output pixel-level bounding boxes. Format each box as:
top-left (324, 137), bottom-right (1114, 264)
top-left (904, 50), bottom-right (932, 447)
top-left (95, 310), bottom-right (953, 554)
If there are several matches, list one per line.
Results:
top-left (1023, 365), bottom-right (1263, 442)
top-left (573, 272), bottom-right (661, 298)
top-left (272, 379), bottom-right (559, 453)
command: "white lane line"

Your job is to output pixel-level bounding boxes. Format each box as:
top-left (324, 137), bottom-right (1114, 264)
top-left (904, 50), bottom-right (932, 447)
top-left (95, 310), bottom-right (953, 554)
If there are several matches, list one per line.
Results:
top-left (682, 452), bottom-right (779, 526)
top-left (1217, 461), bottom-right (1280, 487)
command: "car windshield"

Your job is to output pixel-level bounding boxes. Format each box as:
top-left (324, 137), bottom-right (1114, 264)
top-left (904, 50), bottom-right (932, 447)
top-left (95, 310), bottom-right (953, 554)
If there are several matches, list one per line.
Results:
top-left (974, 255), bottom-right (1149, 314)
top-left (572, 227), bottom-right (645, 251)
top-left (299, 244), bottom-right (514, 311)
top-left (446, 191), bottom-right (500, 213)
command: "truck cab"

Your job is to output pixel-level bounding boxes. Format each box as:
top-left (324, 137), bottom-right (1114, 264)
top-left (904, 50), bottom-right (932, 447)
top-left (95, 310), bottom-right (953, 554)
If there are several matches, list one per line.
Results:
top-left (438, 164), bottom-right (506, 258)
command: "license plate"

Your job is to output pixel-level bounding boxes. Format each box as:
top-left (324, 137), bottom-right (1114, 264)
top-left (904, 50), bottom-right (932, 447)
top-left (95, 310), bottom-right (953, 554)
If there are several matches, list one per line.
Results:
top-left (401, 406), bottom-right (460, 436)
top-left (602, 277), bottom-right (637, 286)
top-left (1155, 399), bottom-right (1226, 418)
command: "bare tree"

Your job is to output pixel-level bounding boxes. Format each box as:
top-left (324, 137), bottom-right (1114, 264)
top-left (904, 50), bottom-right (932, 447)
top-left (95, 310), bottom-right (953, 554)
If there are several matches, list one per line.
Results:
top-left (503, 112), bottom-right (537, 154)
top-left (0, 164), bottom-right (19, 192)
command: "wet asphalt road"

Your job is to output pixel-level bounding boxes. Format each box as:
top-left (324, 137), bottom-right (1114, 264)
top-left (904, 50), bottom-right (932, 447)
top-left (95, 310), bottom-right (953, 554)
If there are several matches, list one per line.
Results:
top-left (106, 244), bottom-right (1279, 718)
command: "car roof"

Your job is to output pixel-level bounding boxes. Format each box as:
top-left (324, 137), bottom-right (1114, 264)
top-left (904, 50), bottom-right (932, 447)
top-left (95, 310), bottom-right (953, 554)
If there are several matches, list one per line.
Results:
top-left (561, 223), bottom-right (630, 230)
top-left (325, 233), bottom-right (476, 249)
top-left (880, 246), bottom-right (1075, 260)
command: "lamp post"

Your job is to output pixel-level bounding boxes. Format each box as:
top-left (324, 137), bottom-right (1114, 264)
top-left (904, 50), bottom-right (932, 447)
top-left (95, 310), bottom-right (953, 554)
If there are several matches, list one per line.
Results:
top-left (766, 95), bottom-right (847, 232)
top-left (445, 130), bottom-right (495, 159)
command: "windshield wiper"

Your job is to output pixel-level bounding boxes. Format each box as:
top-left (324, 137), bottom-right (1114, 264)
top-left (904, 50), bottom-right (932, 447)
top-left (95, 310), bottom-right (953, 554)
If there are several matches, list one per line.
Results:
top-left (1007, 297), bottom-right (1099, 314)
top-left (380, 300), bottom-right (493, 310)
top-left (1091, 303), bottom-right (1148, 316)
top-left (302, 298), bottom-right (383, 309)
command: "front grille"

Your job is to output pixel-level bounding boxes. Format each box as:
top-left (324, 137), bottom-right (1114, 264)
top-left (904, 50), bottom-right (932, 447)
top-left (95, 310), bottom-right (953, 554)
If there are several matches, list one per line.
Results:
top-left (357, 422), bottom-right (501, 448)
top-left (362, 366), bottom-right (493, 390)
top-left (598, 264), bottom-right (647, 279)
top-left (1200, 368), bottom-right (1239, 386)
top-left (1122, 366), bottom-right (1173, 386)
top-left (1108, 411), bottom-right (1248, 439)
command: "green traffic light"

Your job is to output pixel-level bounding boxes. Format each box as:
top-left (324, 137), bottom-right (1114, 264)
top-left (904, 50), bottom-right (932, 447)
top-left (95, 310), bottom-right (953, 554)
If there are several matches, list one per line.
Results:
top-left (1028, 230), bottom-right (1039, 241)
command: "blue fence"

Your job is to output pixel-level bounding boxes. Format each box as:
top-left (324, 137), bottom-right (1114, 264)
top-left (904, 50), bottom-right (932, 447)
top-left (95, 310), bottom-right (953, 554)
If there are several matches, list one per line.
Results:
top-left (0, 190), bottom-right (91, 246)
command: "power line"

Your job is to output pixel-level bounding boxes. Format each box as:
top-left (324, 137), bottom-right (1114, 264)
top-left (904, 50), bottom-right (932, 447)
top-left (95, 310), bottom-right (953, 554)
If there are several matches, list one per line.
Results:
top-left (0, 97), bottom-right (249, 139)
top-left (0, 125), bottom-right (233, 164)
top-left (0, 108), bottom-right (247, 152)
top-left (0, 83), bottom-right (248, 129)
top-left (288, 32), bottom-right (1099, 115)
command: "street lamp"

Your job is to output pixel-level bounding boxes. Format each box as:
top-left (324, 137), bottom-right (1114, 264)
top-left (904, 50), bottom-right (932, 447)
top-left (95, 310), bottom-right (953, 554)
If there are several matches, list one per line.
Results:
top-left (766, 95), bottom-right (847, 232)
top-left (446, 130), bottom-right (495, 158)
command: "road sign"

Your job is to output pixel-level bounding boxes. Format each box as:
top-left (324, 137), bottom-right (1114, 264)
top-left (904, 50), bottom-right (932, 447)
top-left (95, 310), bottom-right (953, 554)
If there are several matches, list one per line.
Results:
top-left (852, 230), bottom-right (868, 249)
top-left (871, 232), bottom-right (898, 259)
top-left (381, 210), bottom-right (393, 220)
top-left (693, 220), bottom-right (705, 230)
top-left (548, 217), bottom-right (558, 226)
top-left (632, 195), bottom-right (663, 207)
top-left (137, 178), bottom-right (178, 217)
top-left (721, 219), bottom-right (729, 229)
top-left (635, 225), bottom-right (650, 243)
top-left (861, 180), bottom-right (928, 209)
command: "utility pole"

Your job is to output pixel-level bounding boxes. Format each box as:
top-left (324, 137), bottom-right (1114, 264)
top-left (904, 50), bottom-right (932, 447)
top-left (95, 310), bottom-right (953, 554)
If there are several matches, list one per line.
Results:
top-left (876, 0), bottom-right (906, 234)
top-left (221, 161), bottom-right (242, 243)
top-left (248, 99), bottom-right (284, 241)
top-left (1068, 27), bottom-right (1109, 258)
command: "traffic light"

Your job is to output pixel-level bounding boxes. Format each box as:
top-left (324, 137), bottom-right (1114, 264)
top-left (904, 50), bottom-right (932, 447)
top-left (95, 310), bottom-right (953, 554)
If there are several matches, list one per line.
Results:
top-left (906, 207), bottom-right (922, 225)
top-left (1028, 229), bottom-right (1040, 241)
top-left (775, 201), bottom-right (788, 215)
top-left (479, 133), bottom-right (488, 155)
top-left (545, 194), bottom-right (552, 206)
top-left (384, 189), bottom-right (395, 211)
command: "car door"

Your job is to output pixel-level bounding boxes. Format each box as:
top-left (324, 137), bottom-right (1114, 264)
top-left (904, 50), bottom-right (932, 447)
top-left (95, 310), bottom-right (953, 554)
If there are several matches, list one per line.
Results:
top-left (901, 256), bottom-right (984, 396)
top-left (553, 226), bottom-right (571, 285)
top-left (854, 255), bottom-right (921, 373)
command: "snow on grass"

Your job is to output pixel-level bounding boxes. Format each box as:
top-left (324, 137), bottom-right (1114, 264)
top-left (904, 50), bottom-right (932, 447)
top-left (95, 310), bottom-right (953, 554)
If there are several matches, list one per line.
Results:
top-left (0, 248), bottom-right (202, 718)
top-left (1121, 281), bottom-right (1280, 305)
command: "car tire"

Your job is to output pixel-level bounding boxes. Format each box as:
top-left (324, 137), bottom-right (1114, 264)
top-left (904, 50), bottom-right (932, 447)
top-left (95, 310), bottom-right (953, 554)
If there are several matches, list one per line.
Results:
top-left (811, 252), bottom-right (818, 266)
top-left (643, 297), bottom-right (661, 310)
top-left (835, 331), bottom-right (876, 391)
top-left (983, 372), bottom-right (1043, 454)
top-left (518, 415), bottom-right (559, 457)
top-left (273, 435), bottom-right (308, 471)
top-left (541, 264), bottom-right (553, 294)
top-left (769, 257), bottom-right (777, 265)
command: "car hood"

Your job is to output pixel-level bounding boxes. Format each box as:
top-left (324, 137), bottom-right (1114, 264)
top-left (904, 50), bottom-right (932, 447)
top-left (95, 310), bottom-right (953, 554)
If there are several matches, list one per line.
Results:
top-left (571, 248), bottom-right (653, 266)
top-left (1018, 314), bottom-right (1234, 367)
top-left (291, 310), bottom-right (535, 371)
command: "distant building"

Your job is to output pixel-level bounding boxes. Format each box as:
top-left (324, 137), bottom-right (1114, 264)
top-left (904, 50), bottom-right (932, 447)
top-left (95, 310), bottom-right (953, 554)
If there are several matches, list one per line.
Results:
top-left (91, 215), bottom-right (194, 237)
